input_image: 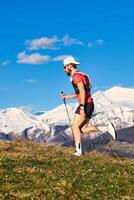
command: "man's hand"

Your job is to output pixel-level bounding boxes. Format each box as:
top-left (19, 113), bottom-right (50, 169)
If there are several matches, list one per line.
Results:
top-left (61, 93), bottom-right (66, 100)
top-left (60, 92), bottom-right (77, 100)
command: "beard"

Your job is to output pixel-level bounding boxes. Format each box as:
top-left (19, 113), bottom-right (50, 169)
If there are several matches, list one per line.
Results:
top-left (66, 69), bottom-right (71, 76)
top-left (66, 72), bottom-right (71, 76)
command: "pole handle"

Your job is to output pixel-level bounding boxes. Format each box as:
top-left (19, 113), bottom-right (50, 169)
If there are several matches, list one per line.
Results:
top-left (61, 91), bottom-right (73, 136)
top-left (61, 91), bottom-right (66, 103)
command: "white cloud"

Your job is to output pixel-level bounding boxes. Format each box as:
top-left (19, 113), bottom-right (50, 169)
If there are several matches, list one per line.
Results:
top-left (61, 35), bottom-right (84, 46)
top-left (26, 79), bottom-right (38, 83)
top-left (96, 39), bottom-right (105, 46)
top-left (52, 55), bottom-right (72, 62)
top-left (1, 60), bottom-right (11, 66)
top-left (17, 51), bottom-right (50, 64)
top-left (25, 36), bottom-right (60, 50)
top-left (88, 39), bottom-right (105, 48)
top-left (25, 35), bottom-right (84, 50)
top-left (17, 51), bottom-right (73, 64)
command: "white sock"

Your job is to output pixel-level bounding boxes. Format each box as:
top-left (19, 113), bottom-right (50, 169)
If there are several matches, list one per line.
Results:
top-left (75, 143), bottom-right (82, 153)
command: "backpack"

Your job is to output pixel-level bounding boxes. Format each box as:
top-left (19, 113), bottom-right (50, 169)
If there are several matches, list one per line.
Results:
top-left (70, 71), bottom-right (92, 94)
top-left (76, 71), bottom-right (92, 89)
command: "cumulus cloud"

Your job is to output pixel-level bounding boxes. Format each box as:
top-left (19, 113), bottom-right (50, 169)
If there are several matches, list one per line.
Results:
top-left (25, 35), bottom-right (84, 51)
top-left (61, 35), bottom-right (84, 46)
top-left (88, 39), bottom-right (105, 48)
top-left (25, 36), bottom-right (60, 50)
top-left (16, 51), bottom-right (73, 65)
top-left (17, 51), bottom-right (50, 64)
top-left (1, 60), bottom-right (11, 66)
top-left (52, 55), bottom-right (72, 62)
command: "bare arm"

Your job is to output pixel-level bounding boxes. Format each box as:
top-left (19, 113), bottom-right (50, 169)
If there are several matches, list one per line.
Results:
top-left (61, 93), bottom-right (77, 100)
top-left (77, 82), bottom-right (86, 116)
top-left (77, 81), bottom-right (85, 105)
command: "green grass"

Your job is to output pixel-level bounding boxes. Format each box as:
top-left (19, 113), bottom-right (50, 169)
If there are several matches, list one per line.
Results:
top-left (0, 140), bottom-right (134, 200)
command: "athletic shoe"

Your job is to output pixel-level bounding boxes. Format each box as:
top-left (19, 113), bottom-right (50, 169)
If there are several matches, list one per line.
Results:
top-left (73, 151), bottom-right (83, 156)
top-left (98, 122), bottom-right (117, 140)
top-left (107, 122), bottom-right (117, 140)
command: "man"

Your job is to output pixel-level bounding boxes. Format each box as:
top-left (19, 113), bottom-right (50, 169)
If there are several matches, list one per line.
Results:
top-left (61, 56), bottom-right (117, 156)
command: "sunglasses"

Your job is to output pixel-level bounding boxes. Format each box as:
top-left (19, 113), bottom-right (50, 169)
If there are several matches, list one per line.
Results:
top-left (63, 66), bottom-right (67, 70)
top-left (63, 64), bottom-right (70, 70)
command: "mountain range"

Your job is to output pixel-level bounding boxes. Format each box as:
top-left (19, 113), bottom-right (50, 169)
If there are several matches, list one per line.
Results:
top-left (0, 86), bottom-right (134, 144)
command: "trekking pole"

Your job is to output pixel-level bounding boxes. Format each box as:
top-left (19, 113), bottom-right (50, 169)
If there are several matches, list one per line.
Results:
top-left (61, 91), bottom-right (74, 135)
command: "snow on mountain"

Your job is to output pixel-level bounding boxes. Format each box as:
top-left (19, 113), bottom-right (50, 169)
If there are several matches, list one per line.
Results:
top-left (37, 86), bottom-right (134, 129)
top-left (0, 107), bottom-right (49, 134)
top-left (93, 86), bottom-right (134, 112)
top-left (37, 103), bottom-right (78, 125)
top-left (90, 86), bottom-right (134, 128)
top-left (105, 86), bottom-right (134, 105)
top-left (0, 86), bottom-right (134, 143)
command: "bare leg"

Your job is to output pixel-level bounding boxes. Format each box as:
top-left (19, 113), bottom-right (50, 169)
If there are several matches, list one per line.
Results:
top-left (81, 121), bottom-right (117, 140)
top-left (81, 121), bottom-right (99, 134)
top-left (73, 113), bottom-right (86, 144)
top-left (72, 114), bottom-right (100, 155)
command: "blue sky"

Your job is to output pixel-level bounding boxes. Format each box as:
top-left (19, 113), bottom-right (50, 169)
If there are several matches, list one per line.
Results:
top-left (0, 0), bottom-right (134, 111)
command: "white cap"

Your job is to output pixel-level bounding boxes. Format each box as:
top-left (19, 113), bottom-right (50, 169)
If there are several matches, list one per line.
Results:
top-left (63, 56), bottom-right (80, 66)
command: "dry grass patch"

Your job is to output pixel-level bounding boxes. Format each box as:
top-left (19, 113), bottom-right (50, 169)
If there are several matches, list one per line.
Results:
top-left (0, 140), bottom-right (134, 200)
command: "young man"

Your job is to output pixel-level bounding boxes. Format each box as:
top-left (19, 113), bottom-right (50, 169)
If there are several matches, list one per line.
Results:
top-left (61, 56), bottom-right (117, 156)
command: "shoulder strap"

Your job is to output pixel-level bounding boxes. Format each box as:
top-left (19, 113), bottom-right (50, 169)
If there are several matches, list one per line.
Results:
top-left (74, 71), bottom-right (92, 89)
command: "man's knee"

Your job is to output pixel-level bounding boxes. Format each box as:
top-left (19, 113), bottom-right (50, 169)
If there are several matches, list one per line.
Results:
top-left (81, 126), bottom-right (85, 134)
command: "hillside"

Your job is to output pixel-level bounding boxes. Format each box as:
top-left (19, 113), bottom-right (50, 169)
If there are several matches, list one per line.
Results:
top-left (0, 140), bottom-right (134, 200)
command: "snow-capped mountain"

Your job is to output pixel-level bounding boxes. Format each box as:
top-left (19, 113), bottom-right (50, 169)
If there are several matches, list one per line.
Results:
top-left (0, 107), bottom-right (50, 134)
top-left (91, 86), bottom-right (134, 128)
top-left (0, 86), bottom-right (134, 144)
top-left (37, 103), bottom-right (78, 125)
top-left (93, 86), bottom-right (134, 112)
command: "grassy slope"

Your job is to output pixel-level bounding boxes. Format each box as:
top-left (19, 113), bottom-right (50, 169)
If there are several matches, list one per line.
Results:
top-left (0, 140), bottom-right (134, 200)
